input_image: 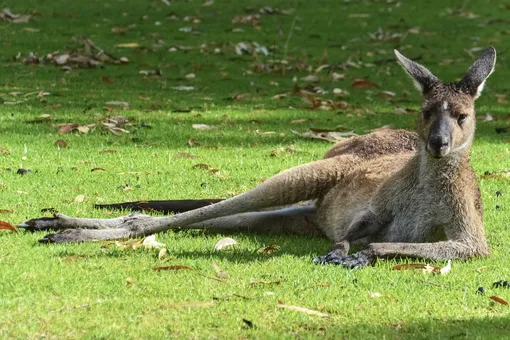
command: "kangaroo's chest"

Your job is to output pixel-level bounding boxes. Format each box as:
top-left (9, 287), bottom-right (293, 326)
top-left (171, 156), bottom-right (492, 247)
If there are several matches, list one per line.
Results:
top-left (382, 183), bottom-right (454, 242)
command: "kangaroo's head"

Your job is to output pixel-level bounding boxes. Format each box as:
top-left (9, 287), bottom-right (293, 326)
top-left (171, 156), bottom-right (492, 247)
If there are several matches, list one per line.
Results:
top-left (395, 47), bottom-right (496, 159)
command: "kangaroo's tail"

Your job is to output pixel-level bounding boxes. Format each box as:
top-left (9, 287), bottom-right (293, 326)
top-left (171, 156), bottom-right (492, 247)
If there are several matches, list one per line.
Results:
top-left (95, 199), bottom-right (223, 214)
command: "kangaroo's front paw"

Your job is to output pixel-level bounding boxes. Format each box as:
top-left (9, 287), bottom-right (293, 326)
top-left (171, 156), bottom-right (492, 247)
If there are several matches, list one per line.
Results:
top-left (313, 250), bottom-right (373, 269)
top-left (313, 248), bottom-right (346, 265)
top-left (337, 251), bottom-right (373, 269)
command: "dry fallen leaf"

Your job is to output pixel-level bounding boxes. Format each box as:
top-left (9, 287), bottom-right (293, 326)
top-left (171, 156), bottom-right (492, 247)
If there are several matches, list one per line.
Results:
top-left (440, 260), bottom-right (452, 275)
top-left (291, 119), bottom-right (310, 124)
top-left (74, 194), bottom-right (86, 203)
top-left (171, 86), bottom-right (195, 91)
top-left (277, 304), bottom-right (329, 317)
top-left (192, 124), bottom-right (216, 131)
top-left (188, 138), bottom-right (200, 146)
top-left (352, 79), bottom-right (379, 89)
top-left (55, 139), bottom-right (68, 148)
top-left (175, 152), bottom-right (199, 159)
top-left (270, 146), bottom-right (296, 157)
top-left (301, 75), bottom-right (319, 82)
top-left (193, 163), bottom-right (210, 170)
top-left (102, 76), bottom-right (114, 84)
top-left (496, 94), bottom-right (506, 104)
top-left (481, 171), bottom-right (510, 180)
top-left (105, 101), bottom-right (129, 108)
top-left (422, 264), bottom-right (438, 274)
top-left (0, 147), bottom-right (11, 155)
top-left (106, 239), bottom-right (141, 249)
top-left (301, 95), bottom-right (349, 111)
top-left (272, 93), bottom-right (288, 99)
top-left (333, 88), bottom-right (349, 97)
top-left (158, 248), bottom-right (168, 261)
top-left (214, 237), bottom-right (238, 250)
top-left (379, 91), bottom-right (396, 100)
top-left (392, 263), bottom-right (441, 272)
top-left (212, 261), bottom-right (229, 279)
top-left (139, 69), bottom-right (162, 77)
top-left (56, 123), bottom-right (95, 134)
top-left (142, 235), bottom-right (166, 249)
top-left (25, 114), bottom-right (52, 124)
top-left (77, 125), bottom-right (90, 134)
top-left (476, 266), bottom-right (488, 273)
top-left (0, 8), bottom-right (31, 23)
top-left (235, 41), bottom-right (269, 56)
top-left (257, 244), bottom-right (278, 255)
top-left (99, 149), bottom-right (117, 154)
top-left (477, 113), bottom-right (495, 121)
top-left (490, 296), bottom-right (509, 306)
top-left (0, 221), bottom-right (17, 232)
top-left (115, 43), bottom-right (140, 48)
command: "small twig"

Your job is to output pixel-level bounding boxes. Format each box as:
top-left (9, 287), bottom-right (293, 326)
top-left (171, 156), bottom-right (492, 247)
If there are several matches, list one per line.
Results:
top-left (283, 16), bottom-right (298, 60)
top-left (374, 55), bottom-right (422, 65)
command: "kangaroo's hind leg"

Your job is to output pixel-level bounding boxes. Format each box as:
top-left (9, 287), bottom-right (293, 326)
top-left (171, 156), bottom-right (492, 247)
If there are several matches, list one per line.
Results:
top-left (20, 156), bottom-right (349, 243)
top-left (189, 205), bottom-right (323, 236)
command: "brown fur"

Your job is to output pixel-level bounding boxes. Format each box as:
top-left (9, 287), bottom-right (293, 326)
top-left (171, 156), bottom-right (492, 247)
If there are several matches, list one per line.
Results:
top-left (20, 48), bottom-right (496, 266)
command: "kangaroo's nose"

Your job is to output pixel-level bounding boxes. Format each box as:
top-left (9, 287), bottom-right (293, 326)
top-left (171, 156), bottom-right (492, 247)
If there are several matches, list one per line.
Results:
top-left (429, 135), bottom-right (449, 151)
top-left (427, 135), bottom-right (450, 158)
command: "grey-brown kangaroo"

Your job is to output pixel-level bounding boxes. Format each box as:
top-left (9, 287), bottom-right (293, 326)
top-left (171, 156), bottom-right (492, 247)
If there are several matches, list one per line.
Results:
top-left (20, 47), bottom-right (496, 268)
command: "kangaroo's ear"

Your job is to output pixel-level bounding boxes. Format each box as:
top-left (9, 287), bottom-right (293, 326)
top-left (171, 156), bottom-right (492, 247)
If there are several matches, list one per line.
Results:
top-left (457, 46), bottom-right (496, 99)
top-left (394, 50), bottom-right (439, 94)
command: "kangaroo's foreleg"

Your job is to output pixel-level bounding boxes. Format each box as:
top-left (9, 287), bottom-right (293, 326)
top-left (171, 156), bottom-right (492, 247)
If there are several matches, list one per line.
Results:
top-left (365, 240), bottom-right (478, 260)
top-left (313, 209), bottom-right (384, 266)
top-left (319, 240), bottom-right (482, 269)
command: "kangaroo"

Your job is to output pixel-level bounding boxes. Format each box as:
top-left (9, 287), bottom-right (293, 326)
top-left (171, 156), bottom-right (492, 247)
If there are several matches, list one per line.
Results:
top-left (19, 47), bottom-right (496, 268)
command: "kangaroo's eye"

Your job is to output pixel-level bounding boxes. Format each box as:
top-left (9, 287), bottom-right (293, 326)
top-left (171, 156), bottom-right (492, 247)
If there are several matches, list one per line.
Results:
top-left (457, 114), bottom-right (468, 125)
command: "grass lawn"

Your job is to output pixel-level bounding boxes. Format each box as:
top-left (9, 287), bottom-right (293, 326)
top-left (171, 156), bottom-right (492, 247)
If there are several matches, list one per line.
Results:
top-left (1, 0), bottom-right (510, 338)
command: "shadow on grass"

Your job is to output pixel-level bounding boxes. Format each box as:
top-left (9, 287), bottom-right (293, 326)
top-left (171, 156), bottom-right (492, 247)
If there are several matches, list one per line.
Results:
top-left (47, 233), bottom-right (331, 263)
top-left (330, 315), bottom-right (510, 339)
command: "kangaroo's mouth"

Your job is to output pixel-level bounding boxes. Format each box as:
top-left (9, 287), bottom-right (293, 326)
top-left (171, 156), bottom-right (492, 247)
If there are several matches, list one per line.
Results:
top-left (426, 142), bottom-right (450, 159)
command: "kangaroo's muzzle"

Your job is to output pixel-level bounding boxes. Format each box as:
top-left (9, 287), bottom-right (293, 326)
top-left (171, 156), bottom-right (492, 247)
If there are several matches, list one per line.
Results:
top-left (426, 115), bottom-right (451, 158)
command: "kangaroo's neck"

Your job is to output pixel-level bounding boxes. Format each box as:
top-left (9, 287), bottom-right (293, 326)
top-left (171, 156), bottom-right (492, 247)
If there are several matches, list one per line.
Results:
top-left (417, 141), bottom-right (472, 181)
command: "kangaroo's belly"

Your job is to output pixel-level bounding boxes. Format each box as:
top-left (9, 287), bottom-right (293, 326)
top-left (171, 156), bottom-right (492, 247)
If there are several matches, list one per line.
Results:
top-left (377, 189), bottom-right (452, 243)
top-left (315, 152), bottom-right (413, 242)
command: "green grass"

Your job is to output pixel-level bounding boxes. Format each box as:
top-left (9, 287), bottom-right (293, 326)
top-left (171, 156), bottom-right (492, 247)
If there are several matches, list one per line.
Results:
top-left (1, 0), bottom-right (510, 338)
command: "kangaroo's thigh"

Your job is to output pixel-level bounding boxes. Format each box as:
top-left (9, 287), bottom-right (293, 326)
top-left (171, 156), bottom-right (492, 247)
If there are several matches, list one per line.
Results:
top-left (189, 205), bottom-right (324, 236)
